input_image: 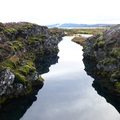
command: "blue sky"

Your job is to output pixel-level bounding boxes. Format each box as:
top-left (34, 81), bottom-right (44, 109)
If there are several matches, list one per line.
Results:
top-left (0, 0), bottom-right (120, 25)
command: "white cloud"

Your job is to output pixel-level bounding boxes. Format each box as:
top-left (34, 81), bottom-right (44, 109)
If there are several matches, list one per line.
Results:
top-left (0, 0), bottom-right (120, 25)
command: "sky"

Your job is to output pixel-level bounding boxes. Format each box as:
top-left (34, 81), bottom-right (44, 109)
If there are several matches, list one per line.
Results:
top-left (0, 0), bottom-right (120, 25)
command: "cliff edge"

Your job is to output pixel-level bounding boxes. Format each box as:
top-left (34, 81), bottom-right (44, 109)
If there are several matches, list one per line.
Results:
top-left (83, 24), bottom-right (120, 96)
top-left (0, 22), bottom-right (64, 103)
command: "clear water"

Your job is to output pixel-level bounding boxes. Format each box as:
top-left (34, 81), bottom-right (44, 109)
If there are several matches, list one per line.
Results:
top-left (21, 36), bottom-right (120, 120)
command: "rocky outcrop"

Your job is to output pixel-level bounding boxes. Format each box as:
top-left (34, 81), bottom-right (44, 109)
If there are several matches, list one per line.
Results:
top-left (82, 24), bottom-right (120, 96)
top-left (0, 53), bottom-right (59, 120)
top-left (0, 22), bottom-right (64, 104)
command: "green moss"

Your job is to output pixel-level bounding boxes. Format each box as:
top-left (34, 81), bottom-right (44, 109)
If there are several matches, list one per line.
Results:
top-left (93, 34), bottom-right (105, 48)
top-left (111, 71), bottom-right (120, 79)
top-left (110, 48), bottom-right (120, 58)
top-left (114, 82), bottom-right (120, 92)
top-left (111, 73), bottom-right (117, 78)
top-left (83, 46), bottom-right (89, 51)
top-left (0, 97), bottom-right (6, 104)
top-left (16, 23), bottom-right (34, 31)
top-left (14, 72), bottom-right (27, 84)
top-left (26, 36), bottom-right (43, 45)
top-left (40, 34), bottom-right (47, 39)
top-left (18, 64), bottom-right (36, 76)
top-left (98, 41), bottom-right (105, 47)
top-left (44, 47), bottom-right (59, 55)
top-left (0, 56), bottom-right (19, 69)
top-left (26, 61), bottom-right (35, 67)
top-left (107, 40), bottom-right (115, 45)
top-left (102, 58), bottom-right (116, 65)
top-left (36, 50), bottom-right (44, 55)
top-left (38, 76), bottom-right (44, 82)
top-left (32, 75), bottom-right (44, 86)
top-left (96, 34), bottom-right (103, 42)
top-left (15, 41), bottom-right (23, 49)
top-left (7, 28), bottom-right (15, 34)
top-left (10, 41), bottom-right (23, 53)
top-left (23, 53), bottom-right (36, 61)
top-left (7, 56), bottom-right (19, 68)
top-left (0, 63), bottom-right (13, 69)
top-left (0, 22), bottom-right (51, 103)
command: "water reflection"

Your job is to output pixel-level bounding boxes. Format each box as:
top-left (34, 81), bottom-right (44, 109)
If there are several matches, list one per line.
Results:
top-left (35, 52), bottom-right (59, 74)
top-left (20, 36), bottom-right (120, 120)
top-left (0, 85), bottom-right (41, 120)
top-left (0, 53), bottom-right (59, 120)
top-left (83, 57), bottom-right (120, 114)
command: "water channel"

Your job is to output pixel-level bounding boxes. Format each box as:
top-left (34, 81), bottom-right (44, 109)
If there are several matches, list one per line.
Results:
top-left (20, 36), bottom-right (120, 120)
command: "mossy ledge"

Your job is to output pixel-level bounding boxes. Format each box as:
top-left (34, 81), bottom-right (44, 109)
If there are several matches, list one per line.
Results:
top-left (0, 22), bottom-right (64, 104)
top-left (81, 24), bottom-right (120, 96)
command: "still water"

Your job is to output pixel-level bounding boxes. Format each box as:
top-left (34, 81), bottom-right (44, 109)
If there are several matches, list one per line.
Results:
top-left (21, 36), bottom-right (120, 120)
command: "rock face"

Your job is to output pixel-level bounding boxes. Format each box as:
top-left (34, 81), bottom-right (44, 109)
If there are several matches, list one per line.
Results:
top-left (0, 53), bottom-right (59, 120)
top-left (0, 22), bottom-right (64, 104)
top-left (83, 24), bottom-right (120, 96)
top-left (83, 57), bottom-right (120, 114)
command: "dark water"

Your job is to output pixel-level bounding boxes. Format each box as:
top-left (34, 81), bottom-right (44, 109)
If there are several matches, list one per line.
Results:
top-left (20, 36), bottom-right (120, 120)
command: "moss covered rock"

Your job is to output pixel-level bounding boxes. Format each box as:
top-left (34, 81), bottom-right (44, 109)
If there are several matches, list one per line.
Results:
top-left (82, 24), bottom-right (120, 96)
top-left (0, 22), bottom-right (64, 104)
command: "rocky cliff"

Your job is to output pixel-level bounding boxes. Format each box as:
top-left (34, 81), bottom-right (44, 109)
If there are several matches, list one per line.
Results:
top-left (0, 22), bottom-right (64, 104)
top-left (82, 24), bottom-right (120, 96)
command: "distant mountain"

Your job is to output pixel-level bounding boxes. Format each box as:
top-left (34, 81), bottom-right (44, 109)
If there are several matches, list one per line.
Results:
top-left (47, 23), bottom-right (116, 28)
top-left (47, 23), bottom-right (60, 28)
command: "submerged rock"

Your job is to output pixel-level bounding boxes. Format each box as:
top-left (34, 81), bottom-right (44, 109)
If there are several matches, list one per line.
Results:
top-left (0, 22), bottom-right (64, 104)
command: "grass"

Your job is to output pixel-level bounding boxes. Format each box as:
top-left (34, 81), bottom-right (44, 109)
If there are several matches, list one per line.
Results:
top-left (72, 36), bottom-right (86, 46)
top-left (62, 28), bottom-right (105, 36)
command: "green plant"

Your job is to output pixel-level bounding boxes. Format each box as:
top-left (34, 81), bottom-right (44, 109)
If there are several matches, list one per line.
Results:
top-left (98, 41), bottom-right (105, 47)
top-left (111, 71), bottom-right (120, 79)
top-left (110, 48), bottom-right (120, 58)
top-left (14, 72), bottom-right (27, 84)
top-left (114, 82), bottom-right (120, 92)
top-left (102, 58), bottom-right (116, 65)
top-left (18, 64), bottom-right (35, 76)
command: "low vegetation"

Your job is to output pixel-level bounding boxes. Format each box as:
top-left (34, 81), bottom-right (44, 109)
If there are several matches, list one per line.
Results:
top-left (72, 36), bottom-right (86, 46)
top-left (62, 27), bottom-right (106, 36)
top-left (69, 27), bottom-right (106, 47)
